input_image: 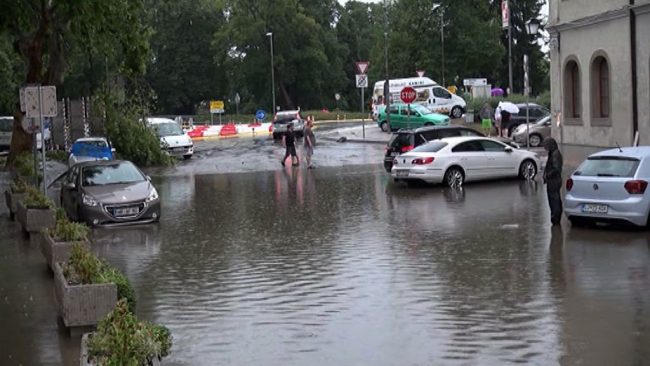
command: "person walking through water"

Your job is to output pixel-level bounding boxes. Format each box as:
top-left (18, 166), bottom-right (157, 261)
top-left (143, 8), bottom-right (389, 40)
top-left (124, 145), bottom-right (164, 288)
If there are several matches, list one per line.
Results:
top-left (281, 123), bottom-right (299, 167)
top-left (543, 137), bottom-right (563, 226)
top-left (304, 117), bottom-right (315, 168)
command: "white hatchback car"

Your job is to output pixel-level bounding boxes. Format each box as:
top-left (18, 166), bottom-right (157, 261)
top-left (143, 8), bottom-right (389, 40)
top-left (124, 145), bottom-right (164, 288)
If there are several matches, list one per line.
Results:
top-left (391, 136), bottom-right (539, 187)
top-left (565, 147), bottom-right (650, 227)
top-left (147, 117), bottom-right (194, 159)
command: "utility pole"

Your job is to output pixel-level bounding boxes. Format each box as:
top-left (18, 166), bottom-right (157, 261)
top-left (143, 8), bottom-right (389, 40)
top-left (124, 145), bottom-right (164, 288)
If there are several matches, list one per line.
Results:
top-left (440, 9), bottom-right (445, 87)
top-left (507, 1), bottom-right (513, 95)
top-left (384, 0), bottom-right (390, 127)
top-left (266, 32), bottom-right (276, 114)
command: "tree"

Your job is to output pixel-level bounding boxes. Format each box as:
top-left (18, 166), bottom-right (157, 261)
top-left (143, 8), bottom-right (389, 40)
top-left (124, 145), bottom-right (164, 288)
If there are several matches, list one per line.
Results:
top-left (146, 0), bottom-right (226, 115)
top-left (1, 0), bottom-right (150, 165)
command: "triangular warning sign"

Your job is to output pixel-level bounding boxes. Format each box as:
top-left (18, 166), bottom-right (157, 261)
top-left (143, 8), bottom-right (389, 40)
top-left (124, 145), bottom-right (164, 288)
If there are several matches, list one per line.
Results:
top-left (416, 70), bottom-right (425, 77)
top-left (355, 61), bottom-right (369, 74)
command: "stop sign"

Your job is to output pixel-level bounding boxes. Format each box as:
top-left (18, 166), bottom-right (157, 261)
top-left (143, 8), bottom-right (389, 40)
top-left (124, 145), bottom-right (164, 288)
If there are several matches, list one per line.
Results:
top-left (400, 87), bottom-right (417, 104)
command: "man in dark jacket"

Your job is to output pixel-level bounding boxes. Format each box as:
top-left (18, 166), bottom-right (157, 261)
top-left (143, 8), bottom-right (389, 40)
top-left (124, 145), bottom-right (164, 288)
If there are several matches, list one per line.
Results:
top-left (543, 137), bottom-right (563, 225)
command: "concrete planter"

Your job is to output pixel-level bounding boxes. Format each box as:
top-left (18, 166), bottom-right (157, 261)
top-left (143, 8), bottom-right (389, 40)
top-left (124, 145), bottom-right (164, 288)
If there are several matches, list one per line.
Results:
top-left (15, 200), bottom-right (55, 234)
top-left (40, 233), bottom-right (89, 272)
top-left (80, 333), bottom-right (162, 366)
top-left (4, 190), bottom-right (26, 221)
top-left (54, 262), bottom-right (117, 328)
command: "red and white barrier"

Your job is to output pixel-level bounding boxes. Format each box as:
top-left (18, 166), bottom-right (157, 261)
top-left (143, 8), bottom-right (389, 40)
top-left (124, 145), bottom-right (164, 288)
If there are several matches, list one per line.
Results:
top-left (187, 122), bottom-right (272, 140)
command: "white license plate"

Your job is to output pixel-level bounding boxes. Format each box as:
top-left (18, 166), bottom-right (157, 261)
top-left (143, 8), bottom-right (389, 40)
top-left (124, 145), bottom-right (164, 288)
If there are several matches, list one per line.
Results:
top-left (582, 204), bottom-right (608, 214)
top-left (114, 207), bottom-right (139, 217)
top-left (396, 170), bottom-right (409, 177)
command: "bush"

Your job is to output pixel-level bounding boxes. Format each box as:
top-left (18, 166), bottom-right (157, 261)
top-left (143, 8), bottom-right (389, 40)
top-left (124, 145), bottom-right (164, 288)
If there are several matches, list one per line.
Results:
top-left (46, 150), bottom-right (68, 163)
top-left (63, 242), bottom-right (137, 312)
top-left (96, 94), bottom-right (173, 167)
top-left (10, 177), bottom-right (28, 194)
top-left (14, 152), bottom-right (36, 178)
top-left (23, 186), bottom-right (54, 209)
top-left (87, 299), bottom-right (173, 365)
top-left (48, 217), bottom-right (89, 242)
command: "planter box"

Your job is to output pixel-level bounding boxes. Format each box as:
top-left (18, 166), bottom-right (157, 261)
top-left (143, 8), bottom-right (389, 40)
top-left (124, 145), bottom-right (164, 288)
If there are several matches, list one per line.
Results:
top-left (4, 190), bottom-right (26, 220)
top-left (80, 333), bottom-right (162, 366)
top-left (40, 233), bottom-right (89, 272)
top-left (16, 201), bottom-right (55, 234)
top-left (54, 262), bottom-right (117, 328)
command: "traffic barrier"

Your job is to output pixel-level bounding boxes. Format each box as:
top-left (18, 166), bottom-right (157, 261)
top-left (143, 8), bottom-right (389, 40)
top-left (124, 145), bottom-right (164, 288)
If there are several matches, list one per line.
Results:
top-left (219, 123), bottom-right (237, 136)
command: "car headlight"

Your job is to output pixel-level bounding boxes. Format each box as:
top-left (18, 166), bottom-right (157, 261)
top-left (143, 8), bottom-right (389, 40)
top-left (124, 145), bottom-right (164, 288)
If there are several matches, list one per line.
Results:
top-left (146, 188), bottom-right (159, 203)
top-left (82, 194), bottom-right (98, 207)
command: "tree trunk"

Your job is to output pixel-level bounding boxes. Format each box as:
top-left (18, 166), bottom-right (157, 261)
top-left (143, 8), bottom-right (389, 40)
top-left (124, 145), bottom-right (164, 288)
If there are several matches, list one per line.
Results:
top-left (279, 81), bottom-right (295, 110)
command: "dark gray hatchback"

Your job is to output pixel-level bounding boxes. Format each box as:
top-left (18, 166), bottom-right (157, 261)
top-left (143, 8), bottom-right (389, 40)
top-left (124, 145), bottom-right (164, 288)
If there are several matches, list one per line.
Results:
top-left (60, 160), bottom-right (161, 227)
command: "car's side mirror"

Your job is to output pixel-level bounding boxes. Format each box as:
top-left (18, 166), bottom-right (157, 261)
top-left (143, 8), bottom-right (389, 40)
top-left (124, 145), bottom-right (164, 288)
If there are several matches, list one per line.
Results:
top-left (504, 147), bottom-right (513, 153)
top-left (65, 182), bottom-right (76, 190)
top-left (544, 121), bottom-right (551, 126)
top-left (111, 147), bottom-right (116, 153)
top-left (146, 175), bottom-right (152, 181)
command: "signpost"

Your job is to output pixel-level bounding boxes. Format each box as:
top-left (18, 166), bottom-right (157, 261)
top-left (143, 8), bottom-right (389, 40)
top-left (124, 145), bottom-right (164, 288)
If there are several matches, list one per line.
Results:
top-left (400, 86), bottom-right (416, 129)
top-left (355, 61), bottom-right (369, 139)
top-left (255, 110), bottom-right (266, 122)
top-left (210, 100), bottom-right (225, 124)
top-left (234, 93), bottom-right (241, 121)
top-left (20, 85), bottom-right (57, 194)
top-left (416, 70), bottom-right (425, 78)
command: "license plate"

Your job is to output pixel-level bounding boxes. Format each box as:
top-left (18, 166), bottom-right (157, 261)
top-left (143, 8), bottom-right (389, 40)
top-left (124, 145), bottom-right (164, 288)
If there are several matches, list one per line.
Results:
top-left (396, 170), bottom-right (409, 177)
top-left (582, 204), bottom-right (608, 214)
top-left (114, 207), bottom-right (139, 217)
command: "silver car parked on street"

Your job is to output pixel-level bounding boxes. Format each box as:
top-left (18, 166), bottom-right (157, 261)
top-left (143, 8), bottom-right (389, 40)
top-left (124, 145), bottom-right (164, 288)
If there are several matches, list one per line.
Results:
top-left (565, 147), bottom-right (650, 227)
top-left (60, 160), bottom-right (161, 227)
top-left (511, 116), bottom-right (551, 147)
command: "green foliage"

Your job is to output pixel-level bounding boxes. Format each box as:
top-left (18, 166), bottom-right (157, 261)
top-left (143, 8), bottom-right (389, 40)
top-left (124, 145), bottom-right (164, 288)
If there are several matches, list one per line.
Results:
top-left (14, 152), bottom-right (36, 178)
top-left (96, 94), bottom-right (173, 167)
top-left (46, 150), bottom-right (68, 163)
top-left (23, 186), bottom-right (54, 209)
top-left (96, 266), bottom-right (137, 314)
top-left (10, 177), bottom-right (28, 194)
top-left (87, 299), bottom-right (173, 365)
top-left (49, 217), bottom-right (90, 242)
top-left (64, 242), bottom-right (137, 312)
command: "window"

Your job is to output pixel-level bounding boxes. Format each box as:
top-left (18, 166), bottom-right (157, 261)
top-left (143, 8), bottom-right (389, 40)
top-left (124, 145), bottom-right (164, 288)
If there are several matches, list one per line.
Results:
top-left (82, 162), bottom-right (145, 186)
top-left (452, 141), bottom-right (484, 152)
top-left (459, 129), bottom-right (483, 137)
top-left (574, 157), bottom-right (639, 177)
top-left (411, 141), bottom-right (448, 153)
top-left (433, 87), bottom-right (452, 99)
top-left (479, 140), bottom-right (506, 152)
top-left (400, 107), bottom-right (411, 116)
top-left (591, 56), bottom-right (610, 118)
top-left (389, 105), bottom-right (399, 115)
top-left (563, 60), bottom-right (581, 119)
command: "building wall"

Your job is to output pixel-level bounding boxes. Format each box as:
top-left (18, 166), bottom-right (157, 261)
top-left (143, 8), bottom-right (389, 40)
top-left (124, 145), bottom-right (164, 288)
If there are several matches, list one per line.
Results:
top-left (554, 0), bottom-right (627, 24)
top-left (637, 6), bottom-right (650, 145)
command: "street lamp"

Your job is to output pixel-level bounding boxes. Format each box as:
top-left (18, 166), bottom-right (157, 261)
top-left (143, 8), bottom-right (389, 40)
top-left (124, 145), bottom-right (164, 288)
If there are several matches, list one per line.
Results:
top-left (266, 32), bottom-right (276, 114)
top-left (432, 4), bottom-right (445, 86)
top-left (524, 19), bottom-right (540, 150)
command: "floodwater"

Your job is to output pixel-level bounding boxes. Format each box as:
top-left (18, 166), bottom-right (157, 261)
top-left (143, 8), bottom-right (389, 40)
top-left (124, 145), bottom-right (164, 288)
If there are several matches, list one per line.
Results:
top-left (1, 163), bottom-right (650, 365)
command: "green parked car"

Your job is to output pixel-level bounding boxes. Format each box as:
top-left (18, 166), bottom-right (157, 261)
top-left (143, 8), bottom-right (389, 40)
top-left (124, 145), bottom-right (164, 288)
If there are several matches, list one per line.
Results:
top-left (376, 104), bottom-right (450, 132)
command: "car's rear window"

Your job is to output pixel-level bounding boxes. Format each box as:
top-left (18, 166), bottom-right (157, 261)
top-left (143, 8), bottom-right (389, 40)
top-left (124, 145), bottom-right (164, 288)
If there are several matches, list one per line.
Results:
top-left (389, 133), bottom-right (413, 148)
top-left (574, 156), bottom-right (640, 177)
top-left (411, 141), bottom-right (448, 153)
top-left (0, 119), bottom-right (12, 132)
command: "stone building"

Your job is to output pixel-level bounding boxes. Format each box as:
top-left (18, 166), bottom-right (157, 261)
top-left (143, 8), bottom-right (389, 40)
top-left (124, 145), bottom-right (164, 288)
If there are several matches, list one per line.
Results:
top-left (548, 0), bottom-right (650, 152)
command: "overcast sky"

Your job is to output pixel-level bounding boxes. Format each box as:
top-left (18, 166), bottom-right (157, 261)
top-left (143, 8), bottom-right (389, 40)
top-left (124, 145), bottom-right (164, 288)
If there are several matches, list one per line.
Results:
top-left (336, 0), bottom-right (549, 18)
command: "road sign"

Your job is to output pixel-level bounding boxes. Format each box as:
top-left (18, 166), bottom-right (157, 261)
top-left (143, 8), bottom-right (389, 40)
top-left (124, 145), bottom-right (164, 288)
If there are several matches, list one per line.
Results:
top-left (210, 100), bottom-right (225, 114)
top-left (400, 87), bottom-right (417, 104)
top-left (355, 61), bottom-right (369, 74)
top-left (234, 93), bottom-right (241, 105)
top-left (501, 0), bottom-right (510, 29)
top-left (335, 93), bottom-right (341, 101)
top-left (356, 74), bottom-right (368, 88)
top-left (256, 110), bottom-right (266, 121)
top-left (463, 78), bottom-right (488, 87)
top-left (416, 70), bottom-right (425, 77)
top-left (22, 86), bottom-right (57, 118)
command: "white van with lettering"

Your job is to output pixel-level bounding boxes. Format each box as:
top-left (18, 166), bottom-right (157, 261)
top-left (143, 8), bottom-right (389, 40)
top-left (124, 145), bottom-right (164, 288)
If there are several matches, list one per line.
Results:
top-left (372, 77), bottom-right (466, 119)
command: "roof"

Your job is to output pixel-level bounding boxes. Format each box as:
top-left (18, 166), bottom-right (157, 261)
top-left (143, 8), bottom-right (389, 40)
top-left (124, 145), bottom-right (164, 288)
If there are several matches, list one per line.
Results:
top-left (591, 146), bottom-right (650, 159)
top-left (515, 103), bottom-right (544, 108)
top-left (396, 125), bottom-right (477, 134)
top-left (74, 137), bottom-right (108, 143)
top-left (146, 117), bottom-right (176, 124)
top-left (430, 136), bottom-right (501, 145)
top-left (75, 159), bottom-right (132, 168)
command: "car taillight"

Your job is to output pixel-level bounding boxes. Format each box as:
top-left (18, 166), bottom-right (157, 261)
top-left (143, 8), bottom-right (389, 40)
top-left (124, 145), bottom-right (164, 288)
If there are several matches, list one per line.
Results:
top-left (412, 157), bottom-right (434, 165)
top-left (401, 145), bottom-right (414, 153)
top-left (566, 178), bottom-right (573, 191)
top-left (624, 180), bottom-right (648, 194)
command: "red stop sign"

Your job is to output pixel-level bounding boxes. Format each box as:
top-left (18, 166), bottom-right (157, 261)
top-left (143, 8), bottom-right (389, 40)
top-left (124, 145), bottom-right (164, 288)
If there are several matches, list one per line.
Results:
top-left (400, 87), bottom-right (417, 104)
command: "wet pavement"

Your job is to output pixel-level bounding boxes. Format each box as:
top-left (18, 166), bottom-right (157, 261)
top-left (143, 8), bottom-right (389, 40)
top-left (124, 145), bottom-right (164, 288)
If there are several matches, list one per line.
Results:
top-left (1, 132), bottom-right (650, 365)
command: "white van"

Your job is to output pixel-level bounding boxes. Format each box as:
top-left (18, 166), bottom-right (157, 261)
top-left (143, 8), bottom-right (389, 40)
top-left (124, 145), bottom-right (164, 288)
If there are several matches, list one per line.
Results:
top-left (372, 77), bottom-right (466, 119)
top-left (0, 116), bottom-right (13, 151)
top-left (146, 117), bottom-right (194, 159)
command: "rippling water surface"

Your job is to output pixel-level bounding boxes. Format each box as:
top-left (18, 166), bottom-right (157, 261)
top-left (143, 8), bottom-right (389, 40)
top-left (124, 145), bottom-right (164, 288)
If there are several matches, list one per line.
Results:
top-left (1, 166), bottom-right (649, 365)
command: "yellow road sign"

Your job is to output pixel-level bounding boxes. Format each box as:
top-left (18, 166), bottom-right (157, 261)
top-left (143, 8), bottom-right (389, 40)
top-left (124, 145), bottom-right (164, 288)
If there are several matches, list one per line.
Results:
top-left (210, 100), bottom-right (225, 113)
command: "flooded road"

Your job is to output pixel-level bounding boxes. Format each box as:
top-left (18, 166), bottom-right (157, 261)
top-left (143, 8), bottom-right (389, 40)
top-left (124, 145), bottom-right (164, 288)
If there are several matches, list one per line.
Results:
top-left (1, 162), bottom-right (650, 365)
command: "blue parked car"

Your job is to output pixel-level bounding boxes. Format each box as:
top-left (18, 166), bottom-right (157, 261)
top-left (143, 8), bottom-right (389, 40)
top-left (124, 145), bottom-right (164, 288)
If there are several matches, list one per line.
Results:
top-left (68, 137), bottom-right (115, 167)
